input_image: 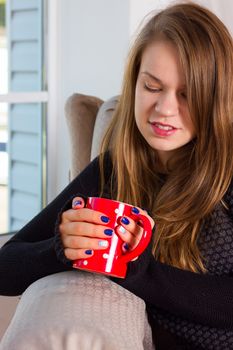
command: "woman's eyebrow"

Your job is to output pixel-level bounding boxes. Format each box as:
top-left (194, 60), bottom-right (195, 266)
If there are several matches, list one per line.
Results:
top-left (141, 70), bottom-right (186, 89)
top-left (141, 71), bottom-right (163, 84)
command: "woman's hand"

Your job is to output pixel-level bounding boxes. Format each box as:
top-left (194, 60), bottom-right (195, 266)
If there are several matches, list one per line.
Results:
top-left (59, 197), bottom-right (112, 260)
top-left (116, 207), bottom-right (154, 253)
top-left (59, 196), bottom-right (155, 261)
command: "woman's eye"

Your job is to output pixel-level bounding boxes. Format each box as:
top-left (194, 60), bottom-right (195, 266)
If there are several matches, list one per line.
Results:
top-left (144, 83), bottom-right (161, 93)
top-left (180, 91), bottom-right (187, 99)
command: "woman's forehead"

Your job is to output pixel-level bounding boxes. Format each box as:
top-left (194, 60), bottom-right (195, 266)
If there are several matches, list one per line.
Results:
top-left (139, 40), bottom-right (186, 87)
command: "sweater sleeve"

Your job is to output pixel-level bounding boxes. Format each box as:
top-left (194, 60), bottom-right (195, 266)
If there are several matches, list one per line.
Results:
top-left (0, 156), bottom-right (107, 296)
top-left (112, 238), bottom-right (233, 331)
top-left (111, 179), bottom-right (233, 331)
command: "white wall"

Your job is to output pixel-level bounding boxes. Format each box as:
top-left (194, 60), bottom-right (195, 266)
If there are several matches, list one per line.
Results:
top-left (50, 0), bottom-right (130, 199)
top-left (129, 0), bottom-right (233, 38)
top-left (49, 0), bottom-right (233, 200)
top-left (129, 0), bottom-right (172, 36)
top-left (197, 0), bottom-right (233, 35)
top-left (59, 0), bottom-right (130, 101)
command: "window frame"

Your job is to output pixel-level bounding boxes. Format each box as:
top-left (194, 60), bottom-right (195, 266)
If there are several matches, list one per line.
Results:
top-left (0, 0), bottom-right (59, 236)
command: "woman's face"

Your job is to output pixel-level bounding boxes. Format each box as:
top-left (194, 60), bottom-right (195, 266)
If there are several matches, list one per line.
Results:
top-left (135, 39), bottom-right (196, 165)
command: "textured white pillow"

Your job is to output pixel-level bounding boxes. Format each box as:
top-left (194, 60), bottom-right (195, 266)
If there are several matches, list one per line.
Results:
top-left (0, 271), bottom-right (154, 350)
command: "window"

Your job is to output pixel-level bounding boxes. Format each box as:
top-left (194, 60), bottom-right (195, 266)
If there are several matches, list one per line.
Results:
top-left (0, 0), bottom-right (48, 234)
top-left (0, 0), bottom-right (7, 233)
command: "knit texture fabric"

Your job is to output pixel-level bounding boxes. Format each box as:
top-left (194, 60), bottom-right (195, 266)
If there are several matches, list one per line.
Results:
top-left (151, 193), bottom-right (233, 349)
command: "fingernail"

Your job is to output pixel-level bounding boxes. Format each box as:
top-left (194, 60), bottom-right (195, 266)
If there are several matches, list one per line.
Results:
top-left (119, 226), bottom-right (126, 234)
top-left (101, 216), bottom-right (110, 223)
top-left (104, 229), bottom-right (113, 236)
top-left (123, 243), bottom-right (129, 250)
top-left (121, 217), bottom-right (130, 225)
top-left (85, 249), bottom-right (93, 255)
top-left (131, 207), bottom-right (140, 214)
top-left (73, 200), bottom-right (82, 207)
top-left (98, 240), bottom-right (108, 247)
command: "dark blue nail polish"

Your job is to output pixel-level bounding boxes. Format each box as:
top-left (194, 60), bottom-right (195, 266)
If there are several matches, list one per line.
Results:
top-left (121, 217), bottom-right (130, 225)
top-left (73, 200), bottom-right (82, 206)
top-left (85, 250), bottom-right (93, 255)
top-left (131, 207), bottom-right (140, 214)
top-left (104, 229), bottom-right (113, 236)
top-left (123, 243), bottom-right (129, 250)
top-left (101, 215), bottom-right (110, 223)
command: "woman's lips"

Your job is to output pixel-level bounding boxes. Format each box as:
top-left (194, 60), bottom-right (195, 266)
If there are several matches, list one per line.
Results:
top-left (149, 122), bottom-right (178, 137)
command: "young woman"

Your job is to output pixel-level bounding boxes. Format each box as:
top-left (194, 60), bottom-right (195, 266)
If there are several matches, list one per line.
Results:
top-left (1, 2), bottom-right (233, 349)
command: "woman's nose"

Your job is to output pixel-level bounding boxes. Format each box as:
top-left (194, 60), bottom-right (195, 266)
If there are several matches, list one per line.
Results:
top-left (155, 92), bottom-right (179, 116)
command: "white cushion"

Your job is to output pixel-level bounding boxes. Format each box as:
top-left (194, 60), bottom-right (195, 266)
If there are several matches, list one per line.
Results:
top-left (0, 271), bottom-right (154, 350)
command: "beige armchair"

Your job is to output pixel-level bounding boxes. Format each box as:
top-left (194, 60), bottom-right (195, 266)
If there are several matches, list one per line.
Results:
top-left (0, 93), bottom-right (154, 350)
top-left (0, 93), bottom-right (120, 342)
top-left (65, 93), bottom-right (119, 179)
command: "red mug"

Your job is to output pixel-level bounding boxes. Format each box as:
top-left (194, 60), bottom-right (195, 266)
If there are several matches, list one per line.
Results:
top-left (73, 197), bottom-right (152, 278)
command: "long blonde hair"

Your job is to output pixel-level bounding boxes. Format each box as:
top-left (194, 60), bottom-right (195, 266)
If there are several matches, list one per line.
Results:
top-left (100, 2), bottom-right (233, 272)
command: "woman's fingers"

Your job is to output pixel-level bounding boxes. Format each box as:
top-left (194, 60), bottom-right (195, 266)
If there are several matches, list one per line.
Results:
top-left (133, 206), bottom-right (155, 230)
top-left (63, 234), bottom-right (109, 250)
top-left (72, 196), bottom-right (85, 209)
top-left (116, 218), bottom-right (143, 250)
top-left (63, 234), bottom-right (109, 259)
top-left (61, 196), bottom-right (111, 225)
top-left (60, 221), bottom-right (114, 239)
top-left (116, 207), bottom-right (154, 251)
top-left (63, 228), bottom-right (111, 260)
top-left (61, 207), bottom-right (110, 226)
top-left (60, 200), bottom-right (154, 260)
top-left (64, 248), bottom-right (95, 261)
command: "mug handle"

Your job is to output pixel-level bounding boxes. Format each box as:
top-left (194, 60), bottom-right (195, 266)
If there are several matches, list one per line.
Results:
top-left (118, 213), bottom-right (152, 264)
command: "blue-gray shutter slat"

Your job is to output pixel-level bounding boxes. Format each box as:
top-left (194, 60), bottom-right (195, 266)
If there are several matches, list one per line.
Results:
top-left (8, 0), bottom-right (44, 232)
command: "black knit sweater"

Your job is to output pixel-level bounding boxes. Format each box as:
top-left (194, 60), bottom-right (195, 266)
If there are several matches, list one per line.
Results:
top-left (0, 154), bottom-right (233, 349)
